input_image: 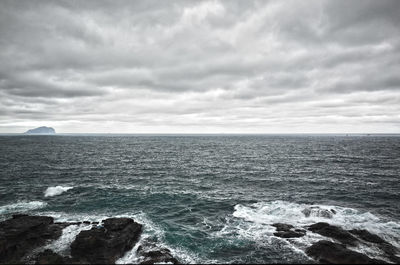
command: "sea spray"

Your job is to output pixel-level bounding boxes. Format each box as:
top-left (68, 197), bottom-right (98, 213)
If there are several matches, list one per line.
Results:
top-left (44, 186), bottom-right (73, 197)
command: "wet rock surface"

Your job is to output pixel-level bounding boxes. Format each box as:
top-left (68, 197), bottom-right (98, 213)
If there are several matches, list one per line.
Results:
top-left (272, 221), bottom-right (399, 264)
top-left (35, 249), bottom-right (69, 264)
top-left (272, 223), bottom-right (306, 238)
top-left (0, 214), bottom-right (179, 264)
top-left (272, 223), bottom-right (294, 231)
top-left (308, 222), bottom-right (358, 245)
top-left (137, 242), bottom-right (180, 264)
top-left (347, 229), bottom-right (400, 263)
top-left (70, 218), bottom-right (142, 264)
top-left (0, 214), bottom-right (64, 263)
top-left (306, 240), bottom-right (387, 264)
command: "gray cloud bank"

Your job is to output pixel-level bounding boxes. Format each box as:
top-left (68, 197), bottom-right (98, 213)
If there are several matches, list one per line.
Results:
top-left (0, 0), bottom-right (399, 133)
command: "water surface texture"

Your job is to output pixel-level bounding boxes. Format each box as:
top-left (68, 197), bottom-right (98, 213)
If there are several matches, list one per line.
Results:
top-left (1, 135), bottom-right (399, 263)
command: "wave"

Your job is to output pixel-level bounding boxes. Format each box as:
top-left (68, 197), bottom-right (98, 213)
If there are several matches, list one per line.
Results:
top-left (213, 200), bottom-right (400, 263)
top-left (44, 224), bottom-right (93, 256)
top-left (44, 186), bottom-right (73, 197)
top-left (0, 201), bottom-right (47, 215)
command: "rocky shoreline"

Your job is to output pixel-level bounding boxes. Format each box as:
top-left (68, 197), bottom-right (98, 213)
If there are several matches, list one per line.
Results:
top-left (1, 212), bottom-right (399, 264)
top-left (0, 214), bottom-right (179, 264)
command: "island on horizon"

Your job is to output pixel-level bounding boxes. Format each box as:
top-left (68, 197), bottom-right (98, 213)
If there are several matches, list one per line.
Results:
top-left (24, 126), bottom-right (56, 134)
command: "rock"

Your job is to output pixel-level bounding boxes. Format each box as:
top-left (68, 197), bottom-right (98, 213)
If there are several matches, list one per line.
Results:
top-left (349, 230), bottom-right (400, 263)
top-left (306, 240), bottom-right (387, 264)
top-left (349, 229), bottom-right (385, 244)
top-left (70, 217), bottom-right (142, 264)
top-left (271, 223), bottom-right (305, 238)
top-left (302, 206), bottom-right (335, 218)
top-left (137, 243), bottom-right (180, 264)
top-left (274, 230), bottom-right (306, 238)
top-left (35, 249), bottom-right (68, 264)
top-left (272, 223), bottom-right (294, 231)
top-left (103, 217), bottom-right (134, 231)
top-left (25, 126), bottom-right (56, 134)
top-left (308, 222), bottom-right (358, 245)
top-left (0, 215), bottom-right (64, 264)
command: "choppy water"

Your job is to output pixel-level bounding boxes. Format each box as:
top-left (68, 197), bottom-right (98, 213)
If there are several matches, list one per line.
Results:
top-left (0, 135), bottom-right (399, 263)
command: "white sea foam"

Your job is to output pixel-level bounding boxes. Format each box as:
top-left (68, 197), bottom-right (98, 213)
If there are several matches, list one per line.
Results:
top-left (45, 224), bottom-right (93, 256)
top-left (216, 200), bottom-right (400, 262)
top-left (0, 201), bottom-right (47, 215)
top-left (44, 186), bottom-right (73, 197)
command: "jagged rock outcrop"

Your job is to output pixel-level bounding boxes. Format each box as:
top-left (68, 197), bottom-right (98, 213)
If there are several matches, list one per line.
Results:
top-left (306, 240), bottom-right (387, 264)
top-left (0, 214), bottom-right (64, 263)
top-left (308, 222), bottom-right (358, 245)
top-left (271, 221), bottom-right (399, 264)
top-left (70, 218), bottom-right (142, 264)
top-left (36, 250), bottom-right (68, 264)
top-left (272, 223), bottom-right (306, 238)
top-left (349, 229), bottom-right (400, 263)
top-left (137, 242), bottom-right (180, 264)
top-left (0, 214), bottom-right (179, 265)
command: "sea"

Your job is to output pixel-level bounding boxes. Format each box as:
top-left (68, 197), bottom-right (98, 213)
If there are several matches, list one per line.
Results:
top-left (0, 134), bottom-right (399, 263)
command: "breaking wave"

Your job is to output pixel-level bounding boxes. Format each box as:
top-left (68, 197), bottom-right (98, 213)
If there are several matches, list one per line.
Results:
top-left (44, 224), bottom-right (93, 256)
top-left (214, 200), bottom-right (400, 262)
top-left (44, 186), bottom-right (73, 197)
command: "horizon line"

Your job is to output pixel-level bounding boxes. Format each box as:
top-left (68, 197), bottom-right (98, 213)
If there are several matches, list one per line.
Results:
top-left (1, 132), bottom-right (400, 136)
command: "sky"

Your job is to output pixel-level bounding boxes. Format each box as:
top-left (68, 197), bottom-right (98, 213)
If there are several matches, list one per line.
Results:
top-left (0, 0), bottom-right (399, 134)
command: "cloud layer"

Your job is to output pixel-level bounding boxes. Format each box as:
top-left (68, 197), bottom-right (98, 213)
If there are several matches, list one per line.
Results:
top-left (1, 0), bottom-right (399, 133)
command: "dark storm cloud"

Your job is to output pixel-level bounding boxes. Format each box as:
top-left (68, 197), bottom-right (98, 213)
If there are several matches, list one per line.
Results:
top-left (0, 0), bottom-right (399, 133)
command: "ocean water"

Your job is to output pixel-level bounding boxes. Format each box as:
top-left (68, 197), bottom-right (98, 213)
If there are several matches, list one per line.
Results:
top-left (0, 135), bottom-right (399, 263)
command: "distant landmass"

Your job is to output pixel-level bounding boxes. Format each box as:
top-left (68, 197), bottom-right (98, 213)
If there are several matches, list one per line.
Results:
top-left (25, 126), bottom-right (56, 134)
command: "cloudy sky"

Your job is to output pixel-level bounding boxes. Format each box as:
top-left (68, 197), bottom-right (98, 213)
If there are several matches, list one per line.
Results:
top-left (0, 0), bottom-right (399, 133)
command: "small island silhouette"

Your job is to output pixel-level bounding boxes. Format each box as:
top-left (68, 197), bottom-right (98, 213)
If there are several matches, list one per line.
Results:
top-left (25, 126), bottom-right (56, 134)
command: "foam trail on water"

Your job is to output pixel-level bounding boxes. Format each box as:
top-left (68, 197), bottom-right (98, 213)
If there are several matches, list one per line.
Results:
top-left (44, 186), bottom-right (73, 197)
top-left (0, 201), bottom-right (47, 215)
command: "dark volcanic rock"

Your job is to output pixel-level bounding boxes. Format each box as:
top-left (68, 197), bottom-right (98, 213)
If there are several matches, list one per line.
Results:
top-left (0, 214), bottom-right (64, 264)
top-left (349, 229), bottom-right (385, 244)
top-left (272, 223), bottom-right (305, 238)
top-left (103, 217), bottom-right (134, 231)
top-left (70, 217), bottom-right (142, 264)
top-left (274, 230), bottom-right (306, 238)
top-left (272, 223), bottom-right (294, 231)
top-left (306, 240), bottom-right (387, 264)
top-left (137, 243), bottom-right (180, 264)
top-left (349, 229), bottom-right (400, 263)
top-left (308, 222), bottom-right (358, 245)
top-left (35, 249), bottom-right (68, 264)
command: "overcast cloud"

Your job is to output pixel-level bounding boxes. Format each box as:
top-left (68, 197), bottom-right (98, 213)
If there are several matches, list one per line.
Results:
top-left (0, 0), bottom-right (399, 133)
